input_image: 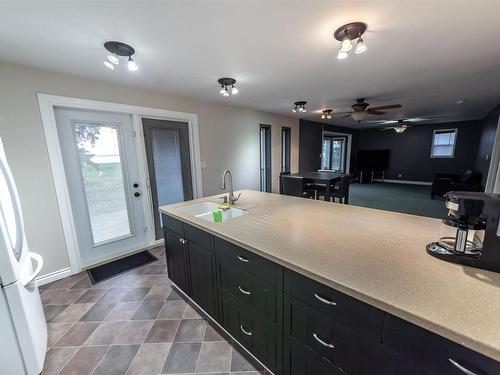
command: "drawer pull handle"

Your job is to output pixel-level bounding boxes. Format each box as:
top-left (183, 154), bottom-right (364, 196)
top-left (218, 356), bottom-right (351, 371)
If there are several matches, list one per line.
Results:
top-left (238, 286), bottom-right (251, 295)
top-left (449, 359), bottom-right (479, 375)
top-left (240, 325), bottom-right (252, 336)
top-left (314, 293), bottom-right (337, 306)
top-left (312, 333), bottom-right (335, 349)
top-left (237, 255), bottom-right (250, 263)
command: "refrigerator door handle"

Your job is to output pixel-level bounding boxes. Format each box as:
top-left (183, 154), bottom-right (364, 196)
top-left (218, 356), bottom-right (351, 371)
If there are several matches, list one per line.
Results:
top-left (0, 158), bottom-right (24, 257)
top-left (21, 252), bottom-right (43, 287)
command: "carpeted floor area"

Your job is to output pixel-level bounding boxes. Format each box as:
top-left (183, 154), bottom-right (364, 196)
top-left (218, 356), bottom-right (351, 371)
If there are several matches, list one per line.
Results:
top-left (348, 182), bottom-right (447, 218)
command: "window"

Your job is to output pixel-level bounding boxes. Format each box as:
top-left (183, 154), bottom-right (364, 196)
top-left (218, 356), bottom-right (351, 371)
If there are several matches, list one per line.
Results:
top-left (322, 135), bottom-right (347, 171)
top-left (281, 127), bottom-right (291, 173)
top-left (431, 129), bottom-right (457, 158)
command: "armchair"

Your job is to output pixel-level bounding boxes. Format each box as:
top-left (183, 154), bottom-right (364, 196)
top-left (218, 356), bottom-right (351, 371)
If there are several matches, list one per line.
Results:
top-left (431, 169), bottom-right (483, 199)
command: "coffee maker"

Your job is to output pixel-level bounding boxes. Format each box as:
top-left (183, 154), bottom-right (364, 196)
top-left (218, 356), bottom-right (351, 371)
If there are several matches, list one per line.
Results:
top-left (426, 191), bottom-right (500, 272)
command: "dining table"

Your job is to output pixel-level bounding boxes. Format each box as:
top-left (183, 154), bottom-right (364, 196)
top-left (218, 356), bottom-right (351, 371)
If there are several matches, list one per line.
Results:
top-left (284, 171), bottom-right (347, 201)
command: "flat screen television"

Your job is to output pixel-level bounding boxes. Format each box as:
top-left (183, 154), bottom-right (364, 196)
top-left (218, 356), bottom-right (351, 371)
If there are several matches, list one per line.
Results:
top-left (357, 150), bottom-right (390, 171)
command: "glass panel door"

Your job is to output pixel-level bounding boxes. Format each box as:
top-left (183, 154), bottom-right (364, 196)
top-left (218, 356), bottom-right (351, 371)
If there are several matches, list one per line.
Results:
top-left (322, 137), bottom-right (332, 169)
top-left (322, 135), bottom-right (347, 171)
top-left (55, 108), bottom-right (148, 267)
top-left (331, 138), bottom-right (346, 172)
top-left (74, 124), bottom-right (132, 245)
top-left (142, 119), bottom-right (192, 239)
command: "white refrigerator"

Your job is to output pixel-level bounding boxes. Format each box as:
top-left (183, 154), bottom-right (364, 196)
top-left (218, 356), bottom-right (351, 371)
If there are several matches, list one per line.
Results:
top-left (0, 138), bottom-right (47, 374)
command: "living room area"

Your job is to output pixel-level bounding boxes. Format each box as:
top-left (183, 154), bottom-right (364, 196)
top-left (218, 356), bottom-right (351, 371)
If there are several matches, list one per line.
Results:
top-left (296, 103), bottom-right (499, 219)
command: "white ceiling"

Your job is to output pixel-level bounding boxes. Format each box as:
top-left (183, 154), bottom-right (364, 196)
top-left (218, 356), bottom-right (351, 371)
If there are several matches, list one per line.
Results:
top-left (1, 1), bottom-right (499, 128)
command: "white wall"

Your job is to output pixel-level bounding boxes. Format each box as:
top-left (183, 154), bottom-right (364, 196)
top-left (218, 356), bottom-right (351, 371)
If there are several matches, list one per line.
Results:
top-left (0, 61), bottom-right (299, 278)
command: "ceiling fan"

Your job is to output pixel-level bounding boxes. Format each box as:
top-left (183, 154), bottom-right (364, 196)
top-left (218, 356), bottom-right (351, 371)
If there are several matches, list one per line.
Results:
top-left (333, 98), bottom-right (402, 122)
top-left (380, 119), bottom-right (413, 133)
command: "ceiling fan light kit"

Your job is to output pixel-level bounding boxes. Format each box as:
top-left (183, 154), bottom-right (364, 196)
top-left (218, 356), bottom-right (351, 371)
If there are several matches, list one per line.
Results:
top-left (331, 98), bottom-right (402, 123)
top-left (103, 41), bottom-right (138, 72)
top-left (381, 119), bottom-right (413, 133)
top-left (334, 22), bottom-right (367, 60)
top-left (218, 78), bottom-right (238, 97)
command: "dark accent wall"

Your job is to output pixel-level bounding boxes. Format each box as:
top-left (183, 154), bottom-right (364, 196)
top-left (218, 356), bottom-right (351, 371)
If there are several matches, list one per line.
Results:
top-left (299, 119), bottom-right (359, 172)
top-left (357, 120), bottom-right (483, 182)
top-left (475, 104), bottom-right (500, 186)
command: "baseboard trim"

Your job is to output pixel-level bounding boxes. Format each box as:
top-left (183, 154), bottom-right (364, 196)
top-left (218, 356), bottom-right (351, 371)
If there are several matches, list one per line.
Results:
top-left (373, 179), bottom-right (432, 186)
top-left (171, 284), bottom-right (275, 375)
top-left (36, 267), bottom-right (72, 286)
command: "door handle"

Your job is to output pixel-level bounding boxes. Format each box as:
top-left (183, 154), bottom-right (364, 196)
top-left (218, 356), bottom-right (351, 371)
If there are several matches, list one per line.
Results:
top-left (240, 325), bottom-right (252, 336)
top-left (238, 286), bottom-right (251, 295)
top-left (312, 333), bottom-right (335, 349)
top-left (448, 359), bottom-right (480, 375)
top-left (21, 252), bottom-right (43, 287)
top-left (237, 255), bottom-right (250, 263)
top-left (314, 293), bottom-right (337, 306)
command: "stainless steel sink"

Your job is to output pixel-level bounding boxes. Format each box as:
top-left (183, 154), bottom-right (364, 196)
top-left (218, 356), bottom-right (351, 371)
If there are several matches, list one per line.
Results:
top-left (175, 201), bottom-right (247, 222)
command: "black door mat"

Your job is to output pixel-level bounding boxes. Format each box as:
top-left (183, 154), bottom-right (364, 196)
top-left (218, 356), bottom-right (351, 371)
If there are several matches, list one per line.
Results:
top-left (87, 250), bottom-right (158, 284)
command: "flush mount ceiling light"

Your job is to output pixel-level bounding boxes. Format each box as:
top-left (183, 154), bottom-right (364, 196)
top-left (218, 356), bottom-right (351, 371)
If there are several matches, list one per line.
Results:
top-left (321, 109), bottom-right (333, 119)
top-left (292, 101), bottom-right (307, 113)
top-left (103, 41), bottom-right (138, 72)
top-left (334, 22), bottom-right (367, 60)
top-left (218, 78), bottom-right (238, 97)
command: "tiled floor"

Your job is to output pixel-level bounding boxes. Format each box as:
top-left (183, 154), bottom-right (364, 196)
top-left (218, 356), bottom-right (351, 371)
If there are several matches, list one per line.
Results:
top-left (40, 246), bottom-right (267, 375)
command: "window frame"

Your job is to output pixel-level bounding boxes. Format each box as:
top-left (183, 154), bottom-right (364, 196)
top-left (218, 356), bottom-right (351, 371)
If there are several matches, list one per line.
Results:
top-left (430, 128), bottom-right (458, 159)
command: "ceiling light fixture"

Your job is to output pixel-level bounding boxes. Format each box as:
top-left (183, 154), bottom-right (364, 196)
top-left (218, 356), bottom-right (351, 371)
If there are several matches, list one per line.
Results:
top-left (321, 109), bottom-right (333, 120)
top-left (355, 37), bottom-right (367, 54)
top-left (218, 78), bottom-right (238, 97)
top-left (107, 53), bottom-right (119, 65)
top-left (127, 56), bottom-right (138, 71)
top-left (334, 22), bottom-right (367, 60)
top-left (103, 61), bottom-right (115, 70)
top-left (103, 41), bottom-right (138, 72)
top-left (293, 101), bottom-right (307, 113)
top-left (337, 51), bottom-right (349, 60)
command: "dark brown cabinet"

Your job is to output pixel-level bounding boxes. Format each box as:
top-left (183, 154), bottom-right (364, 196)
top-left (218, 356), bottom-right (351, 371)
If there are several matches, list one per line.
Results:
top-left (187, 240), bottom-right (218, 319)
top-left (162, 214), bottom-right (218, 320)
top-left (164, 228), bottom-right (189, 294)
top-left (162, 213), bottom-right (500, 375)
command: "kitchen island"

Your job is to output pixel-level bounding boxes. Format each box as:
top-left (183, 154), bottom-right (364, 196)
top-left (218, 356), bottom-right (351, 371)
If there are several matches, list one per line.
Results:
top-left (160, 190), bottom-right (500, 375)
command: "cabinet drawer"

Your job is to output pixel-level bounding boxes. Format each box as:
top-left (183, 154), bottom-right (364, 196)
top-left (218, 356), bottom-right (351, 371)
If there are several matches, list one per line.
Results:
top-left (288, 337), bottom-right (346, 375)
top-left (221, 291), bottom-right (280, 374)
top-left (288, 297), bottom-right (361, 375)
top-left (184, 222), bottom-right (214, 251)
top-left (361, 341), bottom-right (431, 375)
top-left (219, 262), bottom-right (277, 323)
top-left (383, 314), bottom-right (500, 375)
top-left (216, 238), bottom-right (282, 287)
top-left (162, 214), bottom-right (183, 235)
top-left (285, 270), bottom-right (383, 340)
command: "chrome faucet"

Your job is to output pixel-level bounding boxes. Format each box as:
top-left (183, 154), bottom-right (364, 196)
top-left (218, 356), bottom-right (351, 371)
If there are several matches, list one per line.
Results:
top-left (220, 170), bottom-right (241, 205)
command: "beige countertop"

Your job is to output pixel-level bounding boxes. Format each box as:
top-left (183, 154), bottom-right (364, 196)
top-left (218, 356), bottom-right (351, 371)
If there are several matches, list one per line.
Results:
top-left (160, 190), bottom-right (500, 361)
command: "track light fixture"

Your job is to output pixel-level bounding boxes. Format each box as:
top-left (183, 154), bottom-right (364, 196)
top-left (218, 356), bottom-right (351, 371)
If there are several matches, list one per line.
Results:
top-left (218, 78), bottom-right (238, 97)
top-left (334, 22), bottom-right (367, 60)
top-left (292, 101), bottom-right (307, 113)
top-left (103, 41), bottom-right (138, 72)
top-left (321, 109), bottom-right (333, 120)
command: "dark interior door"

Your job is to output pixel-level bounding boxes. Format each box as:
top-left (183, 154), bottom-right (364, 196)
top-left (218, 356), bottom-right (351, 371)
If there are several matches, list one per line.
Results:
top-left (143, 118), bottom-right (193, 239)
top-left (260, 124), bottom-right (272, 192)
